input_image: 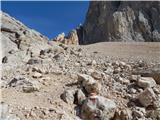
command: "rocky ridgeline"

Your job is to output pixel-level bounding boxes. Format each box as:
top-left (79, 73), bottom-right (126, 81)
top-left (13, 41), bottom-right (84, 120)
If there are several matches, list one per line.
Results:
top-left (1, 12), bottom-right (160, 120)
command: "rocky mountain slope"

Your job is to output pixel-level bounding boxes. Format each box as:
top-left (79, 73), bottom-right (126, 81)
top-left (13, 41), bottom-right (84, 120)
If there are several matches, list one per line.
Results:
top-left (79, 1), bottom-right (160, 44)
top-left (1, 11), bottom-right (160, 120)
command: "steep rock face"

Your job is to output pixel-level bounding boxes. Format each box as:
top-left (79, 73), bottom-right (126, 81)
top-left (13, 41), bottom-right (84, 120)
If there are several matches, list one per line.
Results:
top-left (80, 1), bottom-right (160, 44)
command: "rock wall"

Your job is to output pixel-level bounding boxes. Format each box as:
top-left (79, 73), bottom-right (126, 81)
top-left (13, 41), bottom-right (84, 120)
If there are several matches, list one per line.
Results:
top-left (80, 1), bottom-right (160, 44)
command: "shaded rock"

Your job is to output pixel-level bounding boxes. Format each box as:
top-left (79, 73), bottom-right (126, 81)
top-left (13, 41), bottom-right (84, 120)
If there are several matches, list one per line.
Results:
top-left (8, 77), bottom-right (41, 92)
top-left (2, 56), bottom-right (8, 63)
top-left (132, 67), bottom-right (160, 85)
top-left (120, 109), bottom-right (133, 120)
top-left (147, 109), bottom-right (160, 120)
top-left (22, 80), bottom-right (41, 93)
top-left (91, 71), bottom-right (103, 80)
top-left (113, 109), bottom-right (133, 120)
top-left (132, 107), bottom-right (146, 119)
top-left (27, 58), bottom-right (42, 65)
top-left (138, 88), bottom-right (156, 107)
top-left (32, 72), bottom-right (42, 78)
top-left (81, 1), bottom-right (160, 44)
top-left (78, 74), bottom-right (101, 94)
top-left (76, 89), bottom-right (86, 105)
top-left (61, 89), bottom-right (76, 104)
top-left (104, 66), bottom-right (114, 75)
top-left (81, 96), bottom-right (116, 120)
top-left (130, 75), bottom-right (140, 82)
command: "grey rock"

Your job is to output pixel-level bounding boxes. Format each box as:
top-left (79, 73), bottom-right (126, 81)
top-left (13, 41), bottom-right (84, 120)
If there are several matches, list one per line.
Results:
top-left (138, 88), bottom-right (156, 107)
top-left (132, 107), bottom-right (146, 119)
top-left (91, 71), bottom-right (103, 80)
top-left (77, 74), bottom-right (101, 94)
top-left (81, 96), bottom-right (116, 120)
top-left (61, 89), bottom-right (76, 104)
top-left (104, 66), bottom-right (114, 75)
top-left (132, 66), bottom-right (160, 84)
top-left (27, 58), bottom-right (42, 65)
top-left (120, 109), bottom-right (133, 120)
top-left (8, 77), bottom-right (41, 92)
top-left (32, 72), bottom-right (42, 78)
top-left (22, 80), bottom-right (41, 93)
top-left (76, 89), bottom-right (86, 105)
top-left (80, 1), bottom-right (160, 44)
top-left (137, 77), bottom-right (157, 88)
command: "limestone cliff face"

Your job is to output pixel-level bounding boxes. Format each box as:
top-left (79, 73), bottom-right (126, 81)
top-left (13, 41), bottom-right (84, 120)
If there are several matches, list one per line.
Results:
top-left (80, 1), bottom-right (160, 44)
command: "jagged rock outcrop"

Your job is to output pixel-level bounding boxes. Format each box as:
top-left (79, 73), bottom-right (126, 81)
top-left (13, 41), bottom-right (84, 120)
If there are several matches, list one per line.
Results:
top-left (53, 29), bottom-right (79, 45)
top-left (79, 1), bottom-right (160, 44)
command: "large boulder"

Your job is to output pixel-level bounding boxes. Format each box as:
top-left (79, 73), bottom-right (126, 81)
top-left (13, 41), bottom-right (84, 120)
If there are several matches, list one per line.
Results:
top-left (81, 96), bottom-right (117, 120)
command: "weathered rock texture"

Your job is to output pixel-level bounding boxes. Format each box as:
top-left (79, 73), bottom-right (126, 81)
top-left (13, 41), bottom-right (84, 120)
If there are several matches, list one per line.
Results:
top-left (80, 1), bottom-right (160, 44)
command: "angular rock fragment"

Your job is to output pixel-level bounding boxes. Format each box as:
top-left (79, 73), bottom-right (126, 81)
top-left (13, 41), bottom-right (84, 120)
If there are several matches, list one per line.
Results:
top-left (137, 77), bottom-right (156, 88)
top-left (76, 89), bottom-right (86, 105)
top-left (138, 88), bottom-right (156, 107)
top-left (61, 89), bottom-right (76, 104)
top-left (32, 72), bottom-right (42, 78)
top-left (81, 95), bottom-right (116, 120)
top-left (78, 74), bottom-right (101, 94)
top-left (91, 71), bottom-right (103, 80)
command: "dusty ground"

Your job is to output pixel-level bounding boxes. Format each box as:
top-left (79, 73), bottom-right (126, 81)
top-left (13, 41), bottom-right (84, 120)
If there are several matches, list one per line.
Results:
top-left (1, 42), bottom-right (160, 120)
top-left (81, 42), bottom-right (160, 63)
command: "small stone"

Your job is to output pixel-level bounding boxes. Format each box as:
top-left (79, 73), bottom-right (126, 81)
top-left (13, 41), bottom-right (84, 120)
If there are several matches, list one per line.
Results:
top-left (32, 72), bottom-right (42, 78)
top-left (112, 61), bottom-right (119, 67)
top-left (130, 75), bottom-right (140, 82)
top-left (132, 107), bottom-right (146, 118)
top-left (27, 58), bottom-right (42, 64)
top-left (138, 88), bottom-right (156, 107)
top-left (118, 77), bottom-right (130, 85)
top-left (61, 89), bottom-right (76, 104)
top-left (2, 56), bottom-right (8, 63)
top-left (120, 109), bottom-right (133, 120)
top-left (32, 66), bottom-right (43, 73)
top-left (119, 61), bottom-right (126, 68)
top-left (114, 67), bottom-right (121, 74)
top-left (104, 66), bottom-right (114, 75)
top-left (153, 95), bottom-right (160, 109)
top-left (75, 62), bottom-right (80, 67)
top-left (30, 110), bottom-right (36, 117)
top-left (137, 77), bottom-right (156, 88)
top-left (91, 71), bottom-right (102, 80)
top-left (91, 60), bottom-right (97, 66)
top-left (22, 80), bottom-right (41, 93)
top-left (129, 88), bottom-right (137, 94)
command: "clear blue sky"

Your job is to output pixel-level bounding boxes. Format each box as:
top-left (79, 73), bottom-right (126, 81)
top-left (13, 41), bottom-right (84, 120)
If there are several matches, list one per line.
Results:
top-left (1, 1), bottom-right (89, 39)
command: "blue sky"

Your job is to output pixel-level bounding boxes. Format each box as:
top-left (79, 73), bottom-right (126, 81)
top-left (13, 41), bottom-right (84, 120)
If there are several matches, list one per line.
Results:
top-left (1, 1), bottom-right (89, 39)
